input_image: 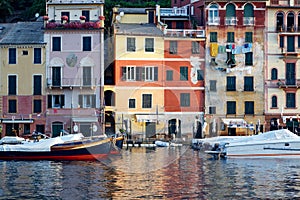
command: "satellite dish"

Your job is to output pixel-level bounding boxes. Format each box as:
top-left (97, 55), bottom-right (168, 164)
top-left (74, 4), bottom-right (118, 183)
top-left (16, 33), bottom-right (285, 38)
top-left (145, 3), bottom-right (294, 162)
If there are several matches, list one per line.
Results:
top-left (35, 13), bottom-right (40, 18)
top-left (120, 12), bottom-right (124, 17)
top-left (116, 15), bottom-right (121, 22)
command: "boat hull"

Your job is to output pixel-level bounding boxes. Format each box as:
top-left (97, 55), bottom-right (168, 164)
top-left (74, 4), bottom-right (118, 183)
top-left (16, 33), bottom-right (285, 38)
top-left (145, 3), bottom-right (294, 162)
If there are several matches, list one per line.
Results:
top-left (0, 137), bottom-right (118, 161)
top-left (226, 141), bottom-right (300, 158)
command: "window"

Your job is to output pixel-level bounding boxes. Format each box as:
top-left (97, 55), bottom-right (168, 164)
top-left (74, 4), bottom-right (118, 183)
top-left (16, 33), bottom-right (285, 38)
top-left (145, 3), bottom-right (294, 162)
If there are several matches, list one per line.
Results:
top-left (197, 70), bottom-right (204, 80)
top-left (276, 12), bottom-right (284, 31)
top-left (208, 4), bottom-right (219, 25)
top-left (245, 32), bottom-right (253, 43)
top-left (83, 67), bottom-right (92, 86)
top-left (145, 66), bottom-right (158, 81)
top-left (122, 66), bottom-right (136, 81)
top-left (79, 94), bottom-right (96, 108)
top-left (272, 96), bottom-right (277, 108)
top-left (209, 106), bottom-right (216, 114)
top-left (61, 12), bottom-right (70, 23)
top-left (142, 94), bottom-right (152, 108)
top-left (33, 75), bottom-right (42, 95)
top-left (129, 99), bottom-right (136, 108)
top-left (245, 101), bottom-right (254, 114)
top-left (9, 48), bottom-right (16, 64)
top-left (210, 32), bottom-right (218, 42)
top-left (226, 76), bottom-right (236, 91)
top-left (34, 48), bottom-right (41, 64)
top-left (33, 99), bottom-right (42, 113)
top-left (279, 36), bottom-right (284, 48)
top-left (82, 10), bottom-right (90, 21)
top-left (271, 68), bottom-right (278, 80)
top-left (227, 101), bottom-right (236, 114)
top-left (166, 70), bottom-right (173, 81)
top-left (286, 93), bottom-right (295, 108)
top-left (227, 32), bottom-right (235, 43)
top-left (287, 12), bottom-right (295, 32)
top-left (298, 36), bottom-right (300, 48)
top-left (210, 80), bottom-right (217, 91)
top-left (287, 36), bottom-right (295, 52)
top-left (244, 77), bottom-right (254, 91)
top-left (8, 75), bottom-right (17, 95)
top-left (22, 50), bottom-right (28, 55)
top-left (286, 63), bottom-right (296, 85)
top-left (244, 4), bottom-right (254, 18)
top-left (47, 95), bottom-right (65, 108)
top-left (180, 93), bottom-right (190, 107)
top-left (52, 37), bottom-right (61, 51)
top-left (192, 41), bottom-right (200, 54)
top-left (8, 99), bottom-right (17, 113)
top-left (127, 38), bottom-right (136, 52)
top-left (245, 52), bottom-right (253, 66)
top-left (169, 41), bottom-right (177, 54)
top-left (52, 67), bottom-right (61, 86)
top-left (145, 38), bottom-right (154, 52)
top-left (180, 66), bottom-right (188, 81)
top-left (226, 3), bottom-right (236, 18)
top-left (83, 36), bottom-right (92, 51)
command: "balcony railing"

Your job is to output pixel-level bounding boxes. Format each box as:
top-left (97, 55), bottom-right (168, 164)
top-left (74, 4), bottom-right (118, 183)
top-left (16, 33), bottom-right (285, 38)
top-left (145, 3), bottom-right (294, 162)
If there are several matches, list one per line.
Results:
top-left (225, 17), bottom-right (237, 26)
top-left (276, 79), bottom-right (300, 88)
top-left (47, 78), bottom-right (98, 88)
top-left (243, 17), bottom-right (255, 26)
top-left (45, 21), bottom-right (102, 30)
top-left (47, 0), bottom-right (103, 3)
top-left (207, 17), bottom-right (220, 26)
top-left (160, 8), bottom-right (188, 17)
top-left (165, 29), bottom-right (205, 38)
top-left (270, 0), bottom-right (290, 6)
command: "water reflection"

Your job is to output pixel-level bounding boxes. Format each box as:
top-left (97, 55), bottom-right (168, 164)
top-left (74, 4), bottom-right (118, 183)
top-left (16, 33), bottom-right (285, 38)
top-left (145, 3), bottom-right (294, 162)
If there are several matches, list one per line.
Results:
top-left (1, 148), bottom-right (300, 199)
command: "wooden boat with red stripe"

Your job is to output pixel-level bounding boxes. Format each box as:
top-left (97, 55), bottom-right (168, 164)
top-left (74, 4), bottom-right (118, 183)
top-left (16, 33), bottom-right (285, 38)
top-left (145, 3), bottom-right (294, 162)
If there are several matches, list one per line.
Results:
top-left (0, 133), bottom-right (124, 161)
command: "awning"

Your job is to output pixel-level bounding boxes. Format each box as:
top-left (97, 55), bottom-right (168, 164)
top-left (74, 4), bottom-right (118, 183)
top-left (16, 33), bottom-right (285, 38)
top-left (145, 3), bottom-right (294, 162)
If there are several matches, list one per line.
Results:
top-left (222, 118), bottom-right (247, 128)
top-left (2, 119), bottom-right (34, 124)
top-left (72, 117), bottom-right (98, 123)
top-left (136, 114), bottom-right (163, 122)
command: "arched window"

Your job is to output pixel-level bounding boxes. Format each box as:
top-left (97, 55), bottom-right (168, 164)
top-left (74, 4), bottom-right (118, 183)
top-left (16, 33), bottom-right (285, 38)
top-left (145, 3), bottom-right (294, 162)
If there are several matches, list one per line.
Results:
top-left (287, 12), bottom-right (295, 31)
top-left (276, 12), bottom-right (284, 31)
top-left (272, 96), bottom-right (277, 108)
top-left (271, 68), bottom-right (278, 80)
top-left (244, 4), bottom-right (254, 17)
top-left (208, 4), bottom-right (219, 25)
top-left (226, 3), bottom-right (236, 17)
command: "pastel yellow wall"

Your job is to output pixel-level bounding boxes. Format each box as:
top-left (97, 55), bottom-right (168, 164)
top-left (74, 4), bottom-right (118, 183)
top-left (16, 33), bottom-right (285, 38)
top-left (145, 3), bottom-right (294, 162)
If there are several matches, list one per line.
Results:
top-left (0, 46), bottom-right (46, 95)
top-left (115, 35), bottom-right (164, 60)
top-left (115, 87), bottom-right (164, 113)
top-left (119, 14), bottom-right (148, 24)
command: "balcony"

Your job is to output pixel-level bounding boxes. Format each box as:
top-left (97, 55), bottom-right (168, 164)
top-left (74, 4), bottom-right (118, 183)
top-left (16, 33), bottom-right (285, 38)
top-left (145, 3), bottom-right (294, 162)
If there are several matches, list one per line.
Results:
top-left (47, 78), bottom-right (98, 88)
top-left (276, 79), bottom-right (300, 88)
top-left (207, 17), bottom-right (220, 26)
top-left (243, 17), bottom-right (255, 26)
top-left (160, 7), bottom-right (188, 17)
top-left (270, 0), bottom-right (290, 6)
top-left (225, 17), bottom-right (237, 26)
top-left (165, 29), bottom-right (205, 38)
top-left (47, 0), bottom-right (104, 4)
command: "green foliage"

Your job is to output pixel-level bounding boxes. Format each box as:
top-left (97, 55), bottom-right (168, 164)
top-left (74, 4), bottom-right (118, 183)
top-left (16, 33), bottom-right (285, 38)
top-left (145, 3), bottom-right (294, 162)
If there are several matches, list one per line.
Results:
top-left (23, 0), bottom-right (46, 20)
top-left (0, 0), bottom-right (14, 22)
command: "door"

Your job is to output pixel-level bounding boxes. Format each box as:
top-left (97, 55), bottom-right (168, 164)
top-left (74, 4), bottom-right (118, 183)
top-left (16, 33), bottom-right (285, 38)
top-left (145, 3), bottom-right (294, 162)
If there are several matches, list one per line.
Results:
top-left (6, 123), bottom-right (19, 136)
top-left (52, 67), bottom-right (61, 86)
top-left (52, 122), bottom-right (63, 137)
top-left (145, 122), bottom-right (156, 138)
top-left (287, 36), bottom-right (295, 52)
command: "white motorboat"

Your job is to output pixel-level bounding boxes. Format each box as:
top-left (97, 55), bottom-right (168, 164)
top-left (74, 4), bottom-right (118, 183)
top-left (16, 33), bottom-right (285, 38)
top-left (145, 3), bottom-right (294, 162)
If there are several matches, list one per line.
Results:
top-left (205, 129), bottom-right (300, 159)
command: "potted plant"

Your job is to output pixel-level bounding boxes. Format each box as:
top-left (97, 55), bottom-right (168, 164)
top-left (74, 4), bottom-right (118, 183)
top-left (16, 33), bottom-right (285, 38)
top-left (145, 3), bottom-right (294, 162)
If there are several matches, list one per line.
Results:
top-left (61, 15), bottom-right (68, 24)
top-left (43, 16), bottom-right (49, 21)
top-left (99, 15), bottom-right (105, 20)
top-left (80, 15), bottom-right (86, 23)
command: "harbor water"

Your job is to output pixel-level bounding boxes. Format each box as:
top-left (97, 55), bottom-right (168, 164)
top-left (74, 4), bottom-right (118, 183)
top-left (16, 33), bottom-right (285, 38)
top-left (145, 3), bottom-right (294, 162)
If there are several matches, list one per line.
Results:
top-left (1, 146), bottom-right (300, 199)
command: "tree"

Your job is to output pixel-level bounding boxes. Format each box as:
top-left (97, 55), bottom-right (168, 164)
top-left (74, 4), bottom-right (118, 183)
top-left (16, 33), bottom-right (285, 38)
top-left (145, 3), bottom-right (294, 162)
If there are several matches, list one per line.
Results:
top-left (0, 0), bottom-right (14, 22)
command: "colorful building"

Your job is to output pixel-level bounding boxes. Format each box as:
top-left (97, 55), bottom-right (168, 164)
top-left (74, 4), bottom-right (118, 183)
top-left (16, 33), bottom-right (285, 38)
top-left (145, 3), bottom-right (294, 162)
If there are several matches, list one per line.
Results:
top-left (108, 6), bottom-right (205, 139)
top-left (0, 21), bottom-right (47, 137)
top-left (265, 0), bottom-right (300, 134)
top-left (204, 1), bottom-right (266, 136)
top-left (44, 0), bottom-right (105, 137)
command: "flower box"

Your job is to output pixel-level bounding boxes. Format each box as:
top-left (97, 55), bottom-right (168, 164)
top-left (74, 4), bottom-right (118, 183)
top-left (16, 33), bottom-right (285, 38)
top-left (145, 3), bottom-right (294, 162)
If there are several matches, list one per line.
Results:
top-left (99, 16), bottom-right (105, 20)
top-left (43, 16), bottom-right (49, 21)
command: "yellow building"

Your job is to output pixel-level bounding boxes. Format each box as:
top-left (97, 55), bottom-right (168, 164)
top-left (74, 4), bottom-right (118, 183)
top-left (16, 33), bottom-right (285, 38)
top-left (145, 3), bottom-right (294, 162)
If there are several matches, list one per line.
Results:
top-left (0, 22), bottom-right (47, 137)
